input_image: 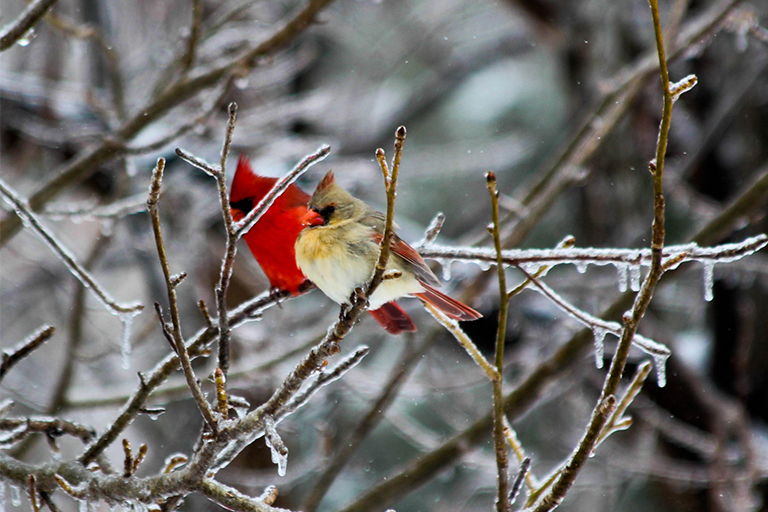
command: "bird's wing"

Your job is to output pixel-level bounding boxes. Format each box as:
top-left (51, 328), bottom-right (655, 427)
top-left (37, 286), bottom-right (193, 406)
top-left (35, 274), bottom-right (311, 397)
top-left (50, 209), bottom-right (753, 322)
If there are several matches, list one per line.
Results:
top-left (369, 231), bottom-right (441, 287)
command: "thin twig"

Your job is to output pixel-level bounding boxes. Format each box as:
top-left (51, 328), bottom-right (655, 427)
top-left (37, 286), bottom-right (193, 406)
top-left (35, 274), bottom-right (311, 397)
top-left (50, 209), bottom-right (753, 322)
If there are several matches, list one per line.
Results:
top-left (213, 103), bottom-right (239, 376)
top-left (595, 360), bottom-right (652, 448)
top-left (0, 325), bottom-right (55, 382)
top-left (181, 0), bottom-right (203, 72)
top-left (0, 177), bottom-right (143, 316)
top-left (146, 158), bottom-right (218, 433)
top-left (487, 171), bottom-right (511, 512)
top-left (0, 0), bottom-right (60, 51)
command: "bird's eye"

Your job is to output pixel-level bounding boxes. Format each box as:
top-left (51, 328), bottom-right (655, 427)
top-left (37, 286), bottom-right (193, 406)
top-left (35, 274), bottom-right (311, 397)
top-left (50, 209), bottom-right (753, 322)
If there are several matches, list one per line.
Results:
top-left (320, 205), bottom-right (335, 218)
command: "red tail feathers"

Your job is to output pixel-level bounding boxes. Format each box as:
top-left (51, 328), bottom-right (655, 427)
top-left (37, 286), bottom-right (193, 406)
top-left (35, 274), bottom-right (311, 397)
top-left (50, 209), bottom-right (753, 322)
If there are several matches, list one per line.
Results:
top-left (414, 283), bottom-right (482, 321)
top-left (368, 302), bottom-right (417, 335)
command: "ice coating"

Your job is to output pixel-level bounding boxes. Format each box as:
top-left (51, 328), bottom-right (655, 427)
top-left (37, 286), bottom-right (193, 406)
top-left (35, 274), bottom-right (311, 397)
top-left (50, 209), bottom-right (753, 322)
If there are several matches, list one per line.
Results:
top-left (119, 310), bottom-right (142, 370)
top-left (617, 263), bottom-right (628, 292)
top-left (264, 430), bottom-right (288, 477)
top-left (592, 327), bottom-right (607, 369)
top-left (703, 262), bottom-right (715, 302)
top-left (629, 265), bottom-right (641, 292)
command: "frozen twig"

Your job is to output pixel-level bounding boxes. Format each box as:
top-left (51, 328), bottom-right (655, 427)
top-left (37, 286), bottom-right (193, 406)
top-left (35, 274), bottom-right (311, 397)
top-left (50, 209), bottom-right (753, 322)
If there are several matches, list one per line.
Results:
top-left (212, 103), bottom-right (239, 376)
top-left (0, 417), bottom-right (95, 448)
top-left (418, 212), bottom-right (445, 246)
top-left (503, 416), bottom-right (537, 492)
top-left (147, 157), bottom-right (218, 433)
top-left (530, 2), bottom-right (676, 508)
top-left (487, 171), bottom-right (511, 512)
top-left (516, 266), bottom-right (670, 384)
top-left (418, 236), bottom-right (767, 270)
top-left (510, 458), bottom-right (531, 506)
top-left (0, 325), bottom-right (55, 382)
top-left (0, 0), bottom-right (59, 51)
top-left (0, 177), bottom-right (144, 318)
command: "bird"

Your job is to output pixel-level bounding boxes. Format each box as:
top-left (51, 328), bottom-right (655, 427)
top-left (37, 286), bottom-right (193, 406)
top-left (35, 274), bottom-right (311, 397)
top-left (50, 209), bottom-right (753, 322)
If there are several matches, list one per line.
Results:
top-left (229, 154), bottom-right (311, 296)
top-left (229, 156), bottom-right (419, 334)
top-left (295, 170), bottom-right (482, 329)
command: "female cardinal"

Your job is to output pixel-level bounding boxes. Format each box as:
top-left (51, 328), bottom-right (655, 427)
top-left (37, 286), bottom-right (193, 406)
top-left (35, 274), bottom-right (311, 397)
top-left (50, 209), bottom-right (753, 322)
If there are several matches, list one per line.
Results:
top-left (229, 156), bottom-right (418, 334)
top-left (295, 171), bottom-right (482, 324)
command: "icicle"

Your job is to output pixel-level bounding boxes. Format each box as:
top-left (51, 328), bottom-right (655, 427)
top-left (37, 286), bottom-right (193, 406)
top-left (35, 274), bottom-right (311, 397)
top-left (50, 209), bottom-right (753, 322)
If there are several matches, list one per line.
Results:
top-left (78, 500), bottom-right (88, 512)
top-left (441, 260), bottom-right (453, 281)
top-left (633, 334), bottom-right (670, 388)
top-left (629, 265), bottom-right (641, 292)
top-left (0, 480), bottom-right (5, 512)
top-left (574, 261), bottom-right (588, 274)
top-left (9, 485), bottom-right (20, 507)
top-left (617, 263), bottom-right (628, 292)
top-left (264, 435), bottom-right (288, 477)
top-left (591, 327), bottom-right (606, 369)
top-left (703, 262), bottom-right (714, 302)
top-left (652, 352), bottom-right (669, 388)
top-left (119, 310), bottom-right (141, 370)
top-left (475, 260), bottom-right (492, 272)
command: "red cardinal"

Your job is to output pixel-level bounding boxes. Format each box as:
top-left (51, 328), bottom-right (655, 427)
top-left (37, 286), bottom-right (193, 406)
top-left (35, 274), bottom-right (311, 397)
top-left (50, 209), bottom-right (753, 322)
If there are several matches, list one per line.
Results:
top-left (229, 155), bottom-right (417, 334)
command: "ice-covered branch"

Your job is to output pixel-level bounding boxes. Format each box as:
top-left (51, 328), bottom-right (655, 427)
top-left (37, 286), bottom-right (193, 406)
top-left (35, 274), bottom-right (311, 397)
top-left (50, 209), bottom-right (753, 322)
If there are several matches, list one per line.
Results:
top-left (0, 0), bottom-right (59, 51)
top-left (419, 235), bottom-right (767, 278)
top-left (0, 325), bottom-right (55, 383)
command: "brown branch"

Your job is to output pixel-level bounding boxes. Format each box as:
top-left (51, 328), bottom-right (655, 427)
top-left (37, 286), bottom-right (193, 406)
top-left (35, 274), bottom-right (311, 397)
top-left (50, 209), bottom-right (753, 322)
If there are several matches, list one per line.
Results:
top-left (487, 171), bottom-right (511, 512)
top-left (147, 157), bottom-right (218, 433)
top-left (0, 0), bottom-right (60, 51)
top-left (181, 0), bottom-right (204, 72)
top-left (0, 325), bottom-right (55, 382)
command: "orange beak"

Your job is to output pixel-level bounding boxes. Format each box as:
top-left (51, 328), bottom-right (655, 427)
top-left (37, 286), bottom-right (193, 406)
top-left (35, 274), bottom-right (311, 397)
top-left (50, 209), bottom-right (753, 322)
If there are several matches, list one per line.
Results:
top-left (302, 209), bottom-right (325, 227)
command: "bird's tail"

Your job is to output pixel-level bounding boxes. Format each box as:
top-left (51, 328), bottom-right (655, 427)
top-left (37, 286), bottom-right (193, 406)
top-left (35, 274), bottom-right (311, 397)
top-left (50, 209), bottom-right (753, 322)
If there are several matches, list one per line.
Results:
top-left (414, 284), bottom-right (482, 321)
top-left (369, 302), bottom-right (417, 335)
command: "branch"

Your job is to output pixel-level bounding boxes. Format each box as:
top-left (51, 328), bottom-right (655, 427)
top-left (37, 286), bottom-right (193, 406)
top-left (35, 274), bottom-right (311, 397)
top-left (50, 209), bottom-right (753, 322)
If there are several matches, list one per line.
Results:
top-left (0, 0), bottom-right (60, 51)
top-left (487, 171), bottom-right (511, 512)
top-left (147, 158), bottom-right (218, 432)
top-left (0, 325), bottom-right (55, 382)
top-left (418, 236), bottom-right (767, 271)
top-left (0, 177), bottom-right (144, 318)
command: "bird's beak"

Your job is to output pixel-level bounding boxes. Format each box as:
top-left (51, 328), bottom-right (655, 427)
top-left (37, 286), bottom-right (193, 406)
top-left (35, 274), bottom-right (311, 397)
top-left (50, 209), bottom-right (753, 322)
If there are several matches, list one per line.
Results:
top-left (302, 209), bottom-right (325, 227)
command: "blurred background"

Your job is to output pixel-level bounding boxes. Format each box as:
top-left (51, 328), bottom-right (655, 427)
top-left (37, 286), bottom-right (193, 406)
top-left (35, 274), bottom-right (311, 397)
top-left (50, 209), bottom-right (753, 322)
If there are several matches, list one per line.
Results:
top-left (1, 0), bottom-right (768, 510)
